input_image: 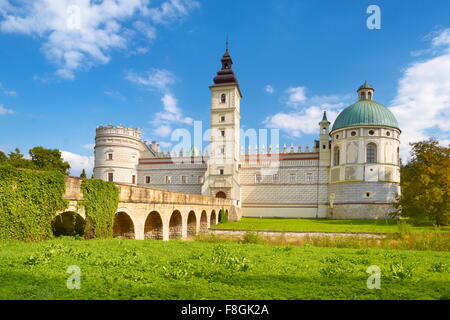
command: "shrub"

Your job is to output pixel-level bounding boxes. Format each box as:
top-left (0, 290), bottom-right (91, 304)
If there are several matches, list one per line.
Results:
top-left (390, 261), bottom-right (414, 280)
top-left (0, 165), bottom-right (68, 241)
top-left (242, 232), bottom-right (262, 244)
top-left (219, 208), bottom-right (228, 224)
top-left (81, 179), bottom-right (119, 239)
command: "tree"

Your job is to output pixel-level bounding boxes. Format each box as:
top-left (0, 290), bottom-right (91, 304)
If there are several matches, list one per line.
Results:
top-left (393, 139), bottom-right (450, 226)
top-left (0, 150), bottom-right (7, 163)
top-left (80, 169), bottom-right (87, 179)
top-left (7, 148), bottom-right (34, 169)
top-left (29, 146), bottom-right (70, 175)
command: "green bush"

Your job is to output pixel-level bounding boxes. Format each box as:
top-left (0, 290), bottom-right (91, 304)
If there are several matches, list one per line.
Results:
top-left (0, 165), bottom-right (68, 241)
top-left (81, 179), bottom-right (119, 239)
top-left (242, 231), bottom-right (262, 244)
top-left (219, 208), bottom-right (228, 223)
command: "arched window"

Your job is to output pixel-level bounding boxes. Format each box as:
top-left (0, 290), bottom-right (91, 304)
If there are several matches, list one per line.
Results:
top-left (333, 146), bottom-right (340, 166)
top-left (368, 92), bottom-right (372, 100)
top-left (221, 94), bottom-right (226, 103)
top-left (361, 92), bottom-right (366, 100)
top-left (367, 143), bottom-right (377, 163)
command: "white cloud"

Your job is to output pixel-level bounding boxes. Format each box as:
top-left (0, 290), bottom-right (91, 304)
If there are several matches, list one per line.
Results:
top-left (264, 92), bottom-right (352, 137)
top-left (286, 86), bottom-right (307, 107)
top-left (0, 105), bottom-right (14, 115)
top-left (389, 28), bottom-right (450, 161)
top-left (61, 150), bottom-right (94, 177)
top-left (127, 68), bottom-right (193, 137)
top-left (0, 0), bottom-right (199, 79)
top-left (82, 144), bottom-right (95, 150)
top-left (104, 90), bottom-right (126, 101)
top-left (264, 85), bottom-right (274, 94)
top-left (126, 68), bottom-right (176, 93)
top-left (0, 82), bottom-right (16, 96)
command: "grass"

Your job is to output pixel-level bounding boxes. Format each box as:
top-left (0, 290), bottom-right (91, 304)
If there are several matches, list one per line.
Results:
top-left (212, 218), bottom-right (450, 234)
top-left (0, 238), bottom-right (449, 300)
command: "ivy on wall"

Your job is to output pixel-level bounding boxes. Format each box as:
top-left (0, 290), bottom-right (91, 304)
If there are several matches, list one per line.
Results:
top-left (0, 165), bottom-right (68, 241)
top-left (81, 179), bottom-right (119, 239)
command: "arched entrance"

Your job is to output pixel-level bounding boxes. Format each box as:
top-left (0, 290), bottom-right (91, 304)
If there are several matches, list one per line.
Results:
top-left (210, 210), bottom-right (217, 226)
top-left (200, 211), bottom-right (208, 231)
top-left (169, 210), bottom-right (183, 239)
top-left (113, 212), bottom-right (135, 239)
top-left (216, 191), bottom-right (227, 199)
top-left (144, 211), bottom-right (163, 240)
top-left (187, 211), bottom-right (197, 236)
top-left (52, 212), bottom-right (85, 237)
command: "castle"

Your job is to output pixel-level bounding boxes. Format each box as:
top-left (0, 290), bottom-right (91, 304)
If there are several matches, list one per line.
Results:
top-left (93, 47), bottom-right (401, 220)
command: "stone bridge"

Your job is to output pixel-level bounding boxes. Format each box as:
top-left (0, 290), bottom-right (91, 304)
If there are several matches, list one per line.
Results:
top-left (60, 177), bottom-right (236, 241)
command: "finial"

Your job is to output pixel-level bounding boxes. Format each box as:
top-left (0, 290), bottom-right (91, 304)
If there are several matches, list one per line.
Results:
top-left (226, 35), bottom-right (229, 52)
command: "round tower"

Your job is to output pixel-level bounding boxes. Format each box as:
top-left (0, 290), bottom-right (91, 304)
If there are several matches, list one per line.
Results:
top-left (328, 82), bottom-right (401, 219)
top-left (93, 125), bottom-right (145, 185)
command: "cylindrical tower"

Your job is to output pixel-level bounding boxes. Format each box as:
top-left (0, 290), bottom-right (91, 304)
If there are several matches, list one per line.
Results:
top-left (93, 125), bottom-right (145, 185)
top-left (328, 82), bottom-right (401, 219)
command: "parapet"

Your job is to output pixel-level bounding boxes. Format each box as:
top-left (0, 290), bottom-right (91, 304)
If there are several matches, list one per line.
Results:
top-left (96, 125), bottom-right (141, 140)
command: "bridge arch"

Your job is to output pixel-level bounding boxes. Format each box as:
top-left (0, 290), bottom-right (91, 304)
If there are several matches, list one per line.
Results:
top-left (187, 211), bottom-right (197, 236)
top-left (210, 210), bottom-right (217, 226)
top-left (113, 211), bottom-right (135, 239)
top-left (169, 210), bottom-right (183, 239)
top-left (200, 210), bottom-right (208, 231)
top-left (144, 211), bottom-right (163, 240)
top-left (52, 211), bottom-right (85, 237)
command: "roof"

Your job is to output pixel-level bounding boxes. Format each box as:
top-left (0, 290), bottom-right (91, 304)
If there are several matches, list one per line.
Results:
top-left (358, 81), bottom-right (374, 91)
top-left (331, 100), bottom-right (399, 132)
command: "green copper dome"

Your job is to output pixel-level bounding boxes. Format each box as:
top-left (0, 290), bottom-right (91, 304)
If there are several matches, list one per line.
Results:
top-left (331, 100), bottom-right (399, 132)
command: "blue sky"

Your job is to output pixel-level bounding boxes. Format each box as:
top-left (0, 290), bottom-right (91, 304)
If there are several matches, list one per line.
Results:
top-left (1, 0), bottom-right (450, 175)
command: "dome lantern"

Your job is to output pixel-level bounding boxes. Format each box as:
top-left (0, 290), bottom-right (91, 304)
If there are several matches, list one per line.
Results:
top-left (357, 81), bottom-right (374, 101)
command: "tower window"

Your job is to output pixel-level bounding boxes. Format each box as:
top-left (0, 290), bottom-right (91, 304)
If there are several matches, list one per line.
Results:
top-left (367, 143), bottom-right (377, 163)
top-left (145, 176), bottom-right (151, 184)
top-left (219, 169), bottom-right (224, 175)
top-left (108, 173), bottom-right (114, 182)
top-left (351, 131), bottom-right (357, 137)
top-left (386, 131), bottom-right (391, 137)
top-left (369, 130), bottom-right (375, 136)
top-left (333, 146), bottom-right (340, 166)
top-left (221, 130), bottom-right (225, 137)
top-left (220, 115), bottom-right (226, 122)
top-left (132, 175), bottom-right (136, 184)
top-left (221, 94), bottom-right (226, 103)
top-left (107, 153), bottom-right (113, 160)
top-left (165, 176), bottom-right (172, 184)
top-left (368, 92), bottom-right (372, 100)
top-left (361, 92), bottom-right (366, 100)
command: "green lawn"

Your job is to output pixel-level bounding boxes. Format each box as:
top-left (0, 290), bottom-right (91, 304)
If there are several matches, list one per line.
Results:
top-left (212, 218), bottom-right (450, 234)
top-left (0, 238), bottom-right (449, 300)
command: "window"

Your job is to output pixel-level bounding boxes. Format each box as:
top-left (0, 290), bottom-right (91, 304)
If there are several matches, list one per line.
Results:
top-left (351, 131), bottom-right (357, 137)
top-left (220, 147), bottom-right (225, 155)
top-left (255, 174), bottom-right (262, 183)
top-left (306, 173), bottom-right (313, 183)
top-left (369, 130), bottom-right (375, 136)
top-left (107, 153), bottom-right (113, 160)
top-left (198, 176), bottom-right (204, 184)
top-left (221, 130), bottom-right (225, 137)
top-left (165, 176), bottom-right (172, 184)
top-left (386, 131), bottom-right (391, 137)
top-left (368, 92), bottom-right (372, 100)
top-left (219, 169), bottom-right (224, 175)
top-left (335, 134), bottom-right (339, 140)
top-left (322, 127), bottom-right (326, 134)
top-left (220, 115), bottom-right (226, 122)
top-left (108, 173), bottom-right (114, 182)
top-left (145, 176), bottom-right (151, 184)
top-left (367, 143), bottom-right (377, 163)
top-left (273, 174), bottom-right (279, 183)
top-left (221, 94), bottom-right (226, 103)
top-left (132, 175), bottom-right (136, 184)
top-left (181, 176), bottom-right (187, 184)
top-left (333, 146), bottom-right (340, 166)
top-left (289, 174), bottom-right (296, 184)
